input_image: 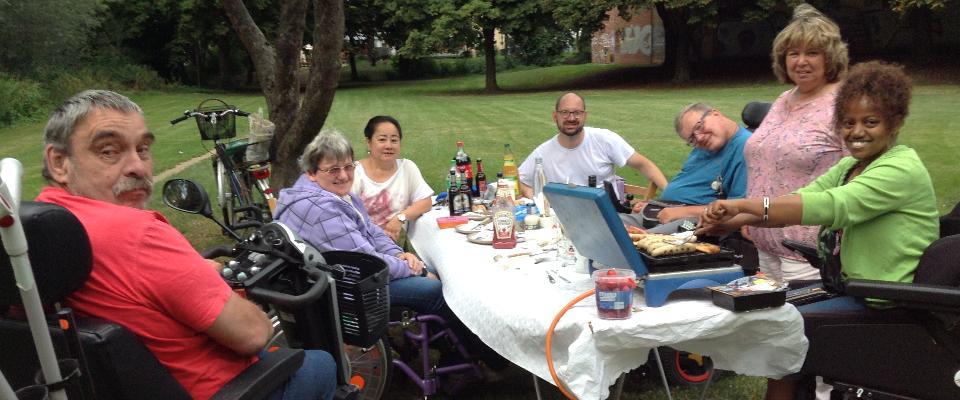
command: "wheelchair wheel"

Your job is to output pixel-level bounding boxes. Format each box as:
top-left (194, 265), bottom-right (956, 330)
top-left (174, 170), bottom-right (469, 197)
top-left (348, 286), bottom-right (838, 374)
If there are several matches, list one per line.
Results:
top-left (344, 337), bottom-right (392, 400)
top-left (652, 347), bottom-right (714, 386)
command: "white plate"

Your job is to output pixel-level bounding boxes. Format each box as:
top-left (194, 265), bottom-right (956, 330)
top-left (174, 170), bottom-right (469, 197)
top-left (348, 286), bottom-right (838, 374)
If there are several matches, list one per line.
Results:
top-left (455, 219), bottom-right (491, 234)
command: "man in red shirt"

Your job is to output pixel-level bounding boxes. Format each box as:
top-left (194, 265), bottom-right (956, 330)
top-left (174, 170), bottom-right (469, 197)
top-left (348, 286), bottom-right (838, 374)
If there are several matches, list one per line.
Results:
top-left (38, 89), bottom-right (335, 400)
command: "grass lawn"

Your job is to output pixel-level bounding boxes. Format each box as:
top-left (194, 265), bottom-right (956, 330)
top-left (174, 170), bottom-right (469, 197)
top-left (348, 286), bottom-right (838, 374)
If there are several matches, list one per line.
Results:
top-left (2, 62), bottom-right (958, 399)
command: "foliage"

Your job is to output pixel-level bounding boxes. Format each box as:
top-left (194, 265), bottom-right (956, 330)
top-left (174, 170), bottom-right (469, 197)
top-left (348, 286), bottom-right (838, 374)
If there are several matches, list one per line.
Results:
top-left (506, 25), bottom-right (572, 66)
top-left (0, 0), bottom-right (106, 74)
top-left (0, 74), bottom-right (46, 126)
top-left (889, 0), bottom-right (951, 12)
top-left (389, 56), bottom-right (493, 79)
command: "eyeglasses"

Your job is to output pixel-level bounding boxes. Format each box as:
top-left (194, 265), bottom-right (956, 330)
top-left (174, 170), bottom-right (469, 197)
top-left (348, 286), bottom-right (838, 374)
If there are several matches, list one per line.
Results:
top-left (316, 162), bottom-right (357, 176)
top-left (685, 109), bottom-right (713, 147)
top-left (556, 110), bottom-right (586, 119)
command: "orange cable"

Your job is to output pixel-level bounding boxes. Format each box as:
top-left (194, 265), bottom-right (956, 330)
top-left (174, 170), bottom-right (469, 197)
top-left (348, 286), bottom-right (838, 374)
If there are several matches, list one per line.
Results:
top-left (545, 288), bottom-right (595, 400)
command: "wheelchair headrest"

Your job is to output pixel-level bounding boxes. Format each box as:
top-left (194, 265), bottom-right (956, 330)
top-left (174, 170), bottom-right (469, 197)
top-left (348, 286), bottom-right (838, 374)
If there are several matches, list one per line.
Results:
top-left (942, 201), bottom-right (960, 238)
top-left (741, 101), bottom-right (772, 132)
top-left (0, 201), bottom-right (92, 307)
top-left (914, 235), bottom-right (960, 287)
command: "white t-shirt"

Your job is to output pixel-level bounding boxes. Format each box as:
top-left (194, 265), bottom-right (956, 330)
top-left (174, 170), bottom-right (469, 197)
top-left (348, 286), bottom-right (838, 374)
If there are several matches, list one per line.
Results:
top-left (518, 127), bottom-right (635, 188)
top-left (352, 159), bottom-right (434, 227)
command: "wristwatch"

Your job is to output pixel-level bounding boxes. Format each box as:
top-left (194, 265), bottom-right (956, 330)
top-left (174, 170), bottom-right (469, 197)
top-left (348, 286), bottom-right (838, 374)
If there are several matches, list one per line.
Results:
top-left (396, 213), bottom-right (407, 223)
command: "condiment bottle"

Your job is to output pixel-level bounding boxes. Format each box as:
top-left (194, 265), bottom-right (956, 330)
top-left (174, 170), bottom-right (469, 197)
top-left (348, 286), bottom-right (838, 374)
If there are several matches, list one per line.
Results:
top-left (492, 180), bottom-right (517, 249)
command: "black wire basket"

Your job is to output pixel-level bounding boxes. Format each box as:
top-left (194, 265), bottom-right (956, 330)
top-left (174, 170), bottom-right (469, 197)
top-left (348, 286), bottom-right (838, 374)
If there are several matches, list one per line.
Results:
top-left (321, 251), bottom-right (390, 348)
top-left (194, 98), bottom-right (237, 140)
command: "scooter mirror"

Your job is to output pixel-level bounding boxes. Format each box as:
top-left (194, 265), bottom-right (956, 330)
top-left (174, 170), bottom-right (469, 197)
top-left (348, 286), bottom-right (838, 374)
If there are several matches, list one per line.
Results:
top-left (162, 179), bottom-right (213, 217)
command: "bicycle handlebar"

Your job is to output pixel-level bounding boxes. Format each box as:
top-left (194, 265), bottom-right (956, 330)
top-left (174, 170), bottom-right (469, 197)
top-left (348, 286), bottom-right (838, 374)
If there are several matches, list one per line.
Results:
top-left (169, 108), bottom-right (250, 125)
top-left (169, 114), bottom-right (190, 125)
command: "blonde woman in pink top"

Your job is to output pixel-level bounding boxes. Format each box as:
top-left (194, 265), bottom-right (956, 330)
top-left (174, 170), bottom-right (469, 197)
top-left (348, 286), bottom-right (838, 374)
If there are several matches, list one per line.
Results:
top-left (743, 4), bottom-right (849, 282)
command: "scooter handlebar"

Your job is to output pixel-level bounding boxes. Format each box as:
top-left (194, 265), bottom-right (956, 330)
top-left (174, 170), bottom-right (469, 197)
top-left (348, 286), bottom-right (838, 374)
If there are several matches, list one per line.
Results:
top-left (246, 265), bottom-right (329, 309)
top-left (201, 245), bottom-right (236, 259)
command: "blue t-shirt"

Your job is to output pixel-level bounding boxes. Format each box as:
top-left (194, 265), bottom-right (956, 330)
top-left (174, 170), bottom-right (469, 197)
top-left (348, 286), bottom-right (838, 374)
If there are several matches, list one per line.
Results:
top-left (659, 127), bottom-right (751, 205)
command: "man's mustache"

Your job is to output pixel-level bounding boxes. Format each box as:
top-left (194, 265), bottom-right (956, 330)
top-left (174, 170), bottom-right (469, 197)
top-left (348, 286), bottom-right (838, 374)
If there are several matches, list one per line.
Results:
top-left (113, 176), bottom-right (154, 197)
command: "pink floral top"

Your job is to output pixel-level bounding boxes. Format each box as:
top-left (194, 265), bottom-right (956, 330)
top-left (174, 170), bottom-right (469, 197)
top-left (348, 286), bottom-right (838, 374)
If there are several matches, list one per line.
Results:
top-left (745, 87), bottom-right (846, 260)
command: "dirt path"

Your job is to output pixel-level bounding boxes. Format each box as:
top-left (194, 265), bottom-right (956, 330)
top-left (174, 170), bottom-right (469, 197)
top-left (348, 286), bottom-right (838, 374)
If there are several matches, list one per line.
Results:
top-left (154, 150), bottom-right (214, 184)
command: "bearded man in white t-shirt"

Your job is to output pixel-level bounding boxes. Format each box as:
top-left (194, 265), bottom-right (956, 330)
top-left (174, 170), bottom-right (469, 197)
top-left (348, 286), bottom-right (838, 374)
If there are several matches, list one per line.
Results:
top-left (518, 92), bottom-right (668, 198)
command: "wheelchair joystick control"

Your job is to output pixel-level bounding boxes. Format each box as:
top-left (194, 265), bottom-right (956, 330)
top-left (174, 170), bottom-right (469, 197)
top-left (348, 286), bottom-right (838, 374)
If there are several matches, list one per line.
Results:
top-left (222, 267), bottom-right (234, 278)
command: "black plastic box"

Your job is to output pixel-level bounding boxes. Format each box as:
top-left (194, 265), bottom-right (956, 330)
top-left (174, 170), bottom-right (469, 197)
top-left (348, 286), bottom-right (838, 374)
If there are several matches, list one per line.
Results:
top-left (709, 286), bottom-right (787, 312)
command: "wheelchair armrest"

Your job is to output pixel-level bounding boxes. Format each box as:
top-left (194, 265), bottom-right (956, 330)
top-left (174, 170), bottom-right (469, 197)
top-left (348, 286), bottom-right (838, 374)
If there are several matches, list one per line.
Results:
top-left (781, 239), bottom-right (820, 268)
top-left (844, 279), bottom-right (960, 313)
top-left (210, 347), bottom-right (304, 400)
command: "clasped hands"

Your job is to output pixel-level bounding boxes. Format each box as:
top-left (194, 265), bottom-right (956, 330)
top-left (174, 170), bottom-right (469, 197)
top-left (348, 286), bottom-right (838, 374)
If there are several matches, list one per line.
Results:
top-left (396, 252), bottom-right (437, 280)
top-left (695, 199), bottom-right (743, 236)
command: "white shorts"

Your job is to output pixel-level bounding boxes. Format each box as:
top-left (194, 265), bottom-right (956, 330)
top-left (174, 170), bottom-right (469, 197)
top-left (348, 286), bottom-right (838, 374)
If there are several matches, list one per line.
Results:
top-left (757, 249), bottom-right (821, 282)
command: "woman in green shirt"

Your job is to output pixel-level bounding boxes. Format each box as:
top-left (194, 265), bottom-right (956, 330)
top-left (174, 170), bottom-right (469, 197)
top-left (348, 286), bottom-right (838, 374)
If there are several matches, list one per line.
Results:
top-left (699, 61), bottom-right (940, 400)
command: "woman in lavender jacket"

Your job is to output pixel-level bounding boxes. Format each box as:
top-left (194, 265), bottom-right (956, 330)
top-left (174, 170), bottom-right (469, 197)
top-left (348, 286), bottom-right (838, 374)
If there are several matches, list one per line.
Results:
top-left (274, 128), bottom-right (443, 314)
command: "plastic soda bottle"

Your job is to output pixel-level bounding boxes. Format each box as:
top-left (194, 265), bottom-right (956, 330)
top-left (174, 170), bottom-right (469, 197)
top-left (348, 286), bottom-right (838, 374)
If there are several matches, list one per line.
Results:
top-left (533, 157), bottom-right (547, 212)
top-left (455, 141), bottom-right (473, 177)
top-left (502, 144), bottom-right (519, 198)
top-left (492, 180), bottom-right (517, 249)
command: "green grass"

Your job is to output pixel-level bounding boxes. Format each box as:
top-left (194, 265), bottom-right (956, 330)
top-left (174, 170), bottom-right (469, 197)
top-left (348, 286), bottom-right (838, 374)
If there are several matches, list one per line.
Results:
top-left (2, 64), bottom-right (958, 399)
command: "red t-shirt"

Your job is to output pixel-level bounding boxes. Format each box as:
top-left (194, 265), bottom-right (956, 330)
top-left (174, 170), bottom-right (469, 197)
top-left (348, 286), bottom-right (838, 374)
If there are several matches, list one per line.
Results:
top-left (37, 187), bottom-right (255, 400)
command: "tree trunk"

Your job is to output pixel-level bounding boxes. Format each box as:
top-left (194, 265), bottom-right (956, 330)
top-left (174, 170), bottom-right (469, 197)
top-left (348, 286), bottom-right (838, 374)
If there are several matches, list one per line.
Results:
top-left (655, 4), bottom-right (691, 83)
top-left (908, 7), bottom-right (933, 65)
top-left (483, 25), bottom-right (499, 92)
top-left (217, 36), bottom-right (230, 89)
top-left (222, 0), bottom-right (344, 189)
top-left (366, 36), bottom-right (377, 66)
top-left (348, 51), bottom-right (359, 80)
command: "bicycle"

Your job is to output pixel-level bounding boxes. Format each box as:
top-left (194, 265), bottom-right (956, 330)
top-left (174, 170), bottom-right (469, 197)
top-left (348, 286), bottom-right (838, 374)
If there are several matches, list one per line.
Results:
top-left (170, 99), bottom-right (276, 234)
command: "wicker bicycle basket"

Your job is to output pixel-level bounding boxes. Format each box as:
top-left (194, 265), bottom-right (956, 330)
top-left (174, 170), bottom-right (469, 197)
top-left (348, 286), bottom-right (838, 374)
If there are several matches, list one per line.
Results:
top-left (194, 98), bottom-right (237, 140)
top-left (321, 251), bottom-right (390, 348)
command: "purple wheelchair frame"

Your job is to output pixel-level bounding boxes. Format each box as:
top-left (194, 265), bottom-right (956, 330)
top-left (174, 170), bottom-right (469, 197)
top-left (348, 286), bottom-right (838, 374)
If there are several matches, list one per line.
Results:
top-left (389, 310), bottom-right (483, 397)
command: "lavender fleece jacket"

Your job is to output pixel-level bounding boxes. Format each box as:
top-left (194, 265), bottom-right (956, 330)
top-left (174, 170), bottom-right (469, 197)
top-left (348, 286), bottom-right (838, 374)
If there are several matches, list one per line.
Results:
top-left (274, 174), bottom-right (412, 279)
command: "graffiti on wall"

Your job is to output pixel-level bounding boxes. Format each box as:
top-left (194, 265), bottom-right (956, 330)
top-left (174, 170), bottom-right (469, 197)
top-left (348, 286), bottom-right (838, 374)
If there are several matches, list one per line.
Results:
top-left (592, 8), bottom-right (664, 65)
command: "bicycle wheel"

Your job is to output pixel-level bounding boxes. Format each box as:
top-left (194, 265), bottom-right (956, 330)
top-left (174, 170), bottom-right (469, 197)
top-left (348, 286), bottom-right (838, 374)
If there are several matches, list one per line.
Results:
top-left (344, 338), bottom-right (392, 400)
top-left (217, 156), bottom-right (264, 232)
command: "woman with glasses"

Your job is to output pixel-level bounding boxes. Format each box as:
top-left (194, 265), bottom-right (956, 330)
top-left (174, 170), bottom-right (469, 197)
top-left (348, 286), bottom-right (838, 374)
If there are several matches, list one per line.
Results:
top-left (274, 129), bottom-right (443, 316)
top-left (352, 116), bottom-right (433, 244)
top-left (700, 61), bottom-right (939, 400)
top-left (276, 129), bottom-right (509, 378)
top-left (742, 3), bottom-right (849, 283)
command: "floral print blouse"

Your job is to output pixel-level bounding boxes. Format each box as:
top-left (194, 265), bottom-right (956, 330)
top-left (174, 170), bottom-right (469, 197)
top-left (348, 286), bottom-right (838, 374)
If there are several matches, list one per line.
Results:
top-left (744, 87), bottom-right (847, 260)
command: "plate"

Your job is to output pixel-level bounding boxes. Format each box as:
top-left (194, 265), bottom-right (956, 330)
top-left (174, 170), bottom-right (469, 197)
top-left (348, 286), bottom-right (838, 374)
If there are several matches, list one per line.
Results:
top-left (467, 230), bottom-right (525, 245)
top-left (462, 211), bottom-right (491, 221)
top-left (455, 219), bottom-right (491, 234)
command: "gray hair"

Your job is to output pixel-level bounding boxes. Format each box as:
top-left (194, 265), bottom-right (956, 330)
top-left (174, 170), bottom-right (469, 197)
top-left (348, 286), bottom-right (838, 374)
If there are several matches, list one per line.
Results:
top-left (299, 128), bottom-right (355, 173)
top-left (674, 102), bottom-right (714, 136)
top-left (42, 90), bottom-right (143, 181)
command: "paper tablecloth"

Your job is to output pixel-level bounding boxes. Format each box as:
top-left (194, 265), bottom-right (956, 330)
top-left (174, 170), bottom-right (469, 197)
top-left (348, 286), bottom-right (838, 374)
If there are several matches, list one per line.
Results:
top-left (408, 208), bottom-right (807, 399)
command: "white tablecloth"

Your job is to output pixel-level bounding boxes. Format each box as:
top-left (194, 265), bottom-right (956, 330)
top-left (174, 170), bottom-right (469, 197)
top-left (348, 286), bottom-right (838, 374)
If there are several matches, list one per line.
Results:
top-left (408, 208), bottom-right (807, 399)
